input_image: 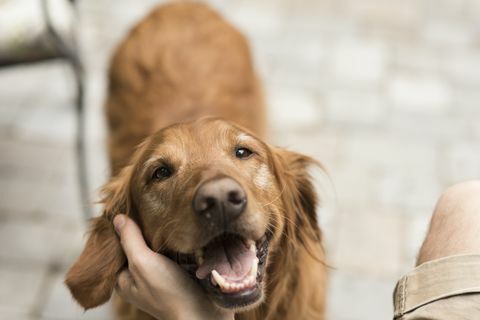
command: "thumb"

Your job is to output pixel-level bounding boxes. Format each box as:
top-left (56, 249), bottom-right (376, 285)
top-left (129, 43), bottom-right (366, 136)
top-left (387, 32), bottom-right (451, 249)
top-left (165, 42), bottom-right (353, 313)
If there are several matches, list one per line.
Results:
top-left (113, 214), bottom-right (153, 261)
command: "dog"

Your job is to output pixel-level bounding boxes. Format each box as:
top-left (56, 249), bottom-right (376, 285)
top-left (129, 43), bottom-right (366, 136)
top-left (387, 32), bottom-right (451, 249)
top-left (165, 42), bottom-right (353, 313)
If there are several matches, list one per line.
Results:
top-left (65, 3), bottom-right (327, 320)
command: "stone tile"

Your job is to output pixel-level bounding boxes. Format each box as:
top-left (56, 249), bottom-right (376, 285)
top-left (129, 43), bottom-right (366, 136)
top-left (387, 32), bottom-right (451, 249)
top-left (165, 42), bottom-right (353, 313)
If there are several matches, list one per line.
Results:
top-left (283, 3), bottom-right (351, 36)
top-left (392, 45), bottom-right (442, 73)
top-left (0, 263), bottom-right (48, 314)
top-left (42, 271), bottom-right (115, 320)
top-left (466, 0), bottom-right (480, 20)
top-left (34, 175), bottom-right (84, 225)
top-left (0, 219), bottom-right (84, 267)
top-left (11, 98), bottom-right (76, 146)
top-left (0, 140), bottom-right (69, 189)
top-left (376, 173), bottom-right (441, 211)
top-left (327, 270), bottom-right (396, 320)
top-left (345, 0), bottom-right (420, 30)
top-left (401, 209), bottom-right (432, 273)
top-left (0, 63), bottom-right (59, 100)
top-left (328, 163), bottom-right (374, 206)
top-left (421, 21), bottom-right (474, 48)
top-left (422, 0), bottom-right (470, 21)
top-left (451, 89), bottom-right (480, 113)
top-left (0, 103), bottom-right (21, 129)
top-left (388, 74), bottom-right (452, 114)
top-left (222, 0), bottom-right (287, 39)
top-left (443, 142), bottom-right (480, 184)
top-left (339, 132), bottom-right (441, 209)
top-left (0, 65), bottom-right (76, 147)
top-left (331, 209), bottom-right (403, 276)
top-left (443, 52), bottom-right (480, 88)
top-left (330, 38), bottom-right (388, 87)
top-left (325, 89), bottom-right (387, 125)
top-left (0, 140), bottom-right (77, 217)
top-left (0, 310), bottom-right (33, 320)
top-left (386, 111), bottom-right (471, 142)
top-left (266, 86), bottom-right (324, 130)
top-left (270, 129), bottom-right (340, 169)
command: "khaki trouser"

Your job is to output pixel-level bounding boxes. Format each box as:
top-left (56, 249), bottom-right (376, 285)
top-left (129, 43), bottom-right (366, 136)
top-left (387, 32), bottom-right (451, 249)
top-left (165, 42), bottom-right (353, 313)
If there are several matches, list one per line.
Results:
top-left (393, 254), bottom-right (480, 319)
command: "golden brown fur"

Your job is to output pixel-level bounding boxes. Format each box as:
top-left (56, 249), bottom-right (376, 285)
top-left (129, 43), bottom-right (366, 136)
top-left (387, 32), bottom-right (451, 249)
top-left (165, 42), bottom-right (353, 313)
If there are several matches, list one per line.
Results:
top-left (66, 3), bottom-right (326, 320)
top-left (106, 2), bottom-right (266, 175)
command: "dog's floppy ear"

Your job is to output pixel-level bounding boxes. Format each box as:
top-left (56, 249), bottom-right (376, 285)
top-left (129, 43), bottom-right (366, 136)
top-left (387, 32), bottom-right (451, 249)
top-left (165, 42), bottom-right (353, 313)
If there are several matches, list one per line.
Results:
top-left (65, 165), bottom-right (134, 309)
top-left (271, 148), bottom-right (323, 248)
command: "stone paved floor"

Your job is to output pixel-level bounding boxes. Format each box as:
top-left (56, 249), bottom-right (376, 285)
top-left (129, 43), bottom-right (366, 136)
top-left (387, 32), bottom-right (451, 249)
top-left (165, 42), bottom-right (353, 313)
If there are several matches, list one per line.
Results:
top-left (1, 0), bottom-right (479, 319)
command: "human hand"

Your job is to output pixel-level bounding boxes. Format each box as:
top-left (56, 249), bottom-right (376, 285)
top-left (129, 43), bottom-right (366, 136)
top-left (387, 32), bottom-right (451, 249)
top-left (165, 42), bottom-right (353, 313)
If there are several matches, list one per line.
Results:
top-left (113, 214), bottom-right (233, 320)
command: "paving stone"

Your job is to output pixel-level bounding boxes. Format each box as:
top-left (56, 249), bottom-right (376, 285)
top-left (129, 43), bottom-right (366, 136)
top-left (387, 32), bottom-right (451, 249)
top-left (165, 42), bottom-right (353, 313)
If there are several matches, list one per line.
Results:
top-left (42, 271), bottom-right (115, 320)
top-left (421, 21), bottom-right (474, 48)
top-left (392, 45), bottom-right (443, 72)
top-left (345, 0), bottom-right (420, 30)
top-left (388, 74), bottom-right (452, 113)
top-left (422, 0), bottom-right (469, 21)
top-left (270, 129), bottom-right (340, 169)
top-left (0, 140), bottom-right (77, 217)
top-left (266, 86), bottom-right (324, 130)
top-left (444, 52), bottom-right (480, 87)
top-left (0, 219), bottom-right (84, 267)
top-left (0, 263), bottom-right (48, 314)
top-left (325, 89), bottom-right (387, 125)
top-left (12, 98), bottom-right (76, 146)
top-left (328, 162), bottom-right (375, 207)
top-left (0, 139), bottom-right (65, 170)
top-left (401, 209), bottom-right (432, 273)
top-left (466, 0), bottom-right (480, 21)
top-left (330, 38), bottom-right (388, 87)
top-left (0, 310), bottom-right (33, 320)
top-left (331, 209), bottom-right (403, 276)
top-left (327, 270), bottom-right (397, 320)
top-left (339, 132), bottom-right (441, 208)
top-left (443, 142), bottom-right (480, 185)
top-left (223, 0), bottom-right (286, 38)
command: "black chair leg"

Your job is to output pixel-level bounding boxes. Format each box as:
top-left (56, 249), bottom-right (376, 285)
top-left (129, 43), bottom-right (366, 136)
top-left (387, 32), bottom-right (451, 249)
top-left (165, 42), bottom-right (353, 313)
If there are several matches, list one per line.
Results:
top-left (71, 58), bottom-right (93, 221)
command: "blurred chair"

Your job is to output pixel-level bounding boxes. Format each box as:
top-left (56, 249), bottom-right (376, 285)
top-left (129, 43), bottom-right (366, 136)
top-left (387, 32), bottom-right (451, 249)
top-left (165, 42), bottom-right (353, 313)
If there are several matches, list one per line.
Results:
top-left (0, 0), bottom-right (92, 220)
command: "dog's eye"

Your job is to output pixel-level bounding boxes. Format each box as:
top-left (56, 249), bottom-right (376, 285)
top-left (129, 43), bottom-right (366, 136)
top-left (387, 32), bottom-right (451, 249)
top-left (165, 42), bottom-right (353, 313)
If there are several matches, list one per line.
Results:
top-left (235, 147), bottom-right (253, 159)
top-left (152, 166), bottom-right (172, 181)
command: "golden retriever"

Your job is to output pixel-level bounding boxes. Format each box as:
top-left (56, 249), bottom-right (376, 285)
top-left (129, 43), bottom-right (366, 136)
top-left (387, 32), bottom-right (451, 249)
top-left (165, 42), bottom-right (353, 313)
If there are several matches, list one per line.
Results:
top-left (65, 3), bottom-right (327, 320)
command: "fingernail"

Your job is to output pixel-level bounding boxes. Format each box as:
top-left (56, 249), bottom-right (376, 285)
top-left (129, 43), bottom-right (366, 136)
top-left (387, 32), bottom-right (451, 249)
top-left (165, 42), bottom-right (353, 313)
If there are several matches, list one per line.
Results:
top-left (113, 215), bottom-right (125, 233)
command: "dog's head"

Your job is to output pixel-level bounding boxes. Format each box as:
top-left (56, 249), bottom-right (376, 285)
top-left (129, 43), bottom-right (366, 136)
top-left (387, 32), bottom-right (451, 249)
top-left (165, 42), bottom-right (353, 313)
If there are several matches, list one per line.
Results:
top-left (65, 117), bottom-right (321, 311)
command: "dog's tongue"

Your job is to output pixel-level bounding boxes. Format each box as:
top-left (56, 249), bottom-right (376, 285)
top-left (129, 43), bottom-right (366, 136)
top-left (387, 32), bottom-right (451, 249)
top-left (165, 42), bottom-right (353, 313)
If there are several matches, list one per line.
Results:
top-left (196, 237), bottom-right (256, 281)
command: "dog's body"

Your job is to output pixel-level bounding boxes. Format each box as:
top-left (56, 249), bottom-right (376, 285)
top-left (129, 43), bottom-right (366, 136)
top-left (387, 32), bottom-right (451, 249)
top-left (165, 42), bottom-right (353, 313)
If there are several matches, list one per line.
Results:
top-left (106, 3), bottom-right (265, 175)
top-left (66, 3), bottom-right (326, 320)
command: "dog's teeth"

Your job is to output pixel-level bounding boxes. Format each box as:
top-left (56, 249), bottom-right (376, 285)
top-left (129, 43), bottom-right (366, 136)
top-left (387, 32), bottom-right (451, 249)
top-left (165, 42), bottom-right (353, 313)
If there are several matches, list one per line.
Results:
top-left (248, 257), bottom-right (259, 278)
top-left (249, 243), bottom-right (256, 253)
top-left (212, 261), bottom-right (258, 293)
top-left (211, 270), bottom-right (228, 289)
top-left (197, 256), bottom-right (204, 265)
top-left (245, 239), bottom-right (255, 247)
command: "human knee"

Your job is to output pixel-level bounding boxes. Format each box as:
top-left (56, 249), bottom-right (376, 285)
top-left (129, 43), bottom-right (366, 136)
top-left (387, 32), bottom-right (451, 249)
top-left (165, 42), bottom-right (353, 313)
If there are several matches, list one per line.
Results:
top-left (440, 180), bottom-right (480, 204)
top-left (434, 180), bottom-right (480, 222)
top-left (416, 180), bottom-right (480, 265)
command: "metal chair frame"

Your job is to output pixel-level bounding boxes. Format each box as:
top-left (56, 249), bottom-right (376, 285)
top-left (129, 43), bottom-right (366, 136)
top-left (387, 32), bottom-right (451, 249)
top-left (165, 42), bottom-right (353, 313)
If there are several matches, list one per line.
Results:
top-left (0, 0), bottom-right (92, 221)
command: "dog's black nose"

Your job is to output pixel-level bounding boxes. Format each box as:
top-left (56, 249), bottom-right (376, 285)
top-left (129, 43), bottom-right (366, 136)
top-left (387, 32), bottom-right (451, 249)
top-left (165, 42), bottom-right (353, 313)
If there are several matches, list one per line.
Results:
top-left (193, 177), bottom-right (247, 225)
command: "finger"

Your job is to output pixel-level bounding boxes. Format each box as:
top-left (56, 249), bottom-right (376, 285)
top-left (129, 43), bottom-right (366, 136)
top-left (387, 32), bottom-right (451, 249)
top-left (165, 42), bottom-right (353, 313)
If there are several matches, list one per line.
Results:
top-left (113, 214), bottom-right (153, 260)
top-left (115, 269), bottom-right (137, 300)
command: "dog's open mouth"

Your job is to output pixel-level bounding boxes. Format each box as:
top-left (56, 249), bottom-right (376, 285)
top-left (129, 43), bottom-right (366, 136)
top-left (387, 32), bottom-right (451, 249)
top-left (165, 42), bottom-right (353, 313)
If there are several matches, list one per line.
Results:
top-left (164, 233), bottom-right (269, 308)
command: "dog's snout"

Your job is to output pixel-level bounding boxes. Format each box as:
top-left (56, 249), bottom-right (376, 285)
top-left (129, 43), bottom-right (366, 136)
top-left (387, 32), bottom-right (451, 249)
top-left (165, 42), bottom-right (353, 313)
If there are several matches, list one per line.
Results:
top-left (193, 177), bottom-right (247, 224)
